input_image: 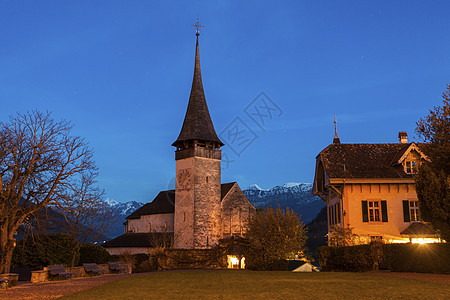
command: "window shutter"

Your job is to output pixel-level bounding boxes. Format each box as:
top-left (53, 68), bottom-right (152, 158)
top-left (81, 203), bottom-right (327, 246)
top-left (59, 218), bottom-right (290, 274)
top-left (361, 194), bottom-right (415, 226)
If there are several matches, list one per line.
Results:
top-left (381, 200), bottom-right (388, 222)
top-left (403, 200), bottom-right (410, 222)
top-left (362, 200), bottom-right (368, 222)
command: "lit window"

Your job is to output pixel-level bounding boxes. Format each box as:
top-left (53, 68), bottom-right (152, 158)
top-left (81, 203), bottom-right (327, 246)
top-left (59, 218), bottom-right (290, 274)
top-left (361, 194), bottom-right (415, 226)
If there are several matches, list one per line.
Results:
top-left (409, 201), bottom-right (420, 221)
top-left (405, 161), bottom-right (418, 174)
top-left (368, 201), bottom-right (380, 222)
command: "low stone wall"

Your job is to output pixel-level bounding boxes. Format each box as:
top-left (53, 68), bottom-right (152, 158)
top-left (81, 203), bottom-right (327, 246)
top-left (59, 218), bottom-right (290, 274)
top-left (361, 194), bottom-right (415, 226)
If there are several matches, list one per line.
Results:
top-left (30, 262), bottom-right (131, 283)
top-left (0, 273), bottom-right (19, 287)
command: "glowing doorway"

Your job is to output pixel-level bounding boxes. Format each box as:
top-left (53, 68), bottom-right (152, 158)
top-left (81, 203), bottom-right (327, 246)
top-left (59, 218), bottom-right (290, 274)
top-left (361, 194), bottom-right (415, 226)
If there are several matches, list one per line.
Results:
top-left (227, 255), bottom-right (245, 269)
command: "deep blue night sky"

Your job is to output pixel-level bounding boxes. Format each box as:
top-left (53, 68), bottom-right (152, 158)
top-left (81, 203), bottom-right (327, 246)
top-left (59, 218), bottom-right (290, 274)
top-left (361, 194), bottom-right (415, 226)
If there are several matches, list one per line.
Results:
top-left (1, 1), bottom-right (449, 203)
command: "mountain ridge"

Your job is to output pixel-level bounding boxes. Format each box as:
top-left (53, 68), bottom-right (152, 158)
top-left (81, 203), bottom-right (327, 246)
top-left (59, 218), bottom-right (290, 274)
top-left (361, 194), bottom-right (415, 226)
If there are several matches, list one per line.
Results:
top-left (104, 182), bottom-right (324, 239)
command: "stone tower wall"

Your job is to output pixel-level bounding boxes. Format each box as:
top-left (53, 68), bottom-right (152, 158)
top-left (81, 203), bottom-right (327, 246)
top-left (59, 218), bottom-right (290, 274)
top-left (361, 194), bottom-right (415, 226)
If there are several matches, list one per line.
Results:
top-left (174, 155), bottom-right (222, 249)
top-left (193, 156), bottom-right (222, 248)
top-left (174, 157), bottom-right (195, 248)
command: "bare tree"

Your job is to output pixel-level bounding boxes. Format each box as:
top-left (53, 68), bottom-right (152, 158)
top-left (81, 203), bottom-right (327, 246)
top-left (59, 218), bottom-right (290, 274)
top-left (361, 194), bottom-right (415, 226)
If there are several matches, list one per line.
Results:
top-left (0, 111), bottom-right (97, 273)
top-left (54, 172), bottom-right (116, 267)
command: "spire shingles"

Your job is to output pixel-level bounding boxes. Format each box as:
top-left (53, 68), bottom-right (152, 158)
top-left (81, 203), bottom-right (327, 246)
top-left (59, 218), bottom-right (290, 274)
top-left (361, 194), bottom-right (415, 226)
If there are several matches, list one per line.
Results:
top-left (172, 35), bottom-right (223, 148)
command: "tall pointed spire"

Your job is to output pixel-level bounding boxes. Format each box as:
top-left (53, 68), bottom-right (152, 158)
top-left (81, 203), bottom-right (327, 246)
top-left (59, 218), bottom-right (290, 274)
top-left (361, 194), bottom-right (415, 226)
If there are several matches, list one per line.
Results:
top-left (333, 114), bottom-right (341, 144)
top-left (172, 22), bottom-right (223, 148)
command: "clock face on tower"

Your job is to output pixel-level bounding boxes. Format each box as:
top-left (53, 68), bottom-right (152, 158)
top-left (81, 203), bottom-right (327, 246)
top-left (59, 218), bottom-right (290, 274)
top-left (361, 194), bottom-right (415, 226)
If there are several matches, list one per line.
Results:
top-left (177, 168), bottom-right (192, 190)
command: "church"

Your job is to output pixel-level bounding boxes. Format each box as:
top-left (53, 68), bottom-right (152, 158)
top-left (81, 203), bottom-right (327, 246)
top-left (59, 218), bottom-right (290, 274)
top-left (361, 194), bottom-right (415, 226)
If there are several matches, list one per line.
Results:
top-left (103, 28), bottom-right (255, 257)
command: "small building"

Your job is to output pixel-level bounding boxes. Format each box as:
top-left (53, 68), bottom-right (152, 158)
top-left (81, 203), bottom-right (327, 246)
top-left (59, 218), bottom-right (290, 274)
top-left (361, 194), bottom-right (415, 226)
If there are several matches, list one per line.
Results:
top-left (312, 125), bottom-right (439, 244)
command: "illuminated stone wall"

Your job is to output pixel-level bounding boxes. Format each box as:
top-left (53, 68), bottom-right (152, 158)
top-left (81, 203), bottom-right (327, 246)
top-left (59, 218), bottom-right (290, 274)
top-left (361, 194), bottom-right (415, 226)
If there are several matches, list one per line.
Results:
top-left (221, 183), bottom-right (256, 237)
top-left (127, 213), bottom-right (174, 233)
top-left (174, 156), bottom-right (222, 249)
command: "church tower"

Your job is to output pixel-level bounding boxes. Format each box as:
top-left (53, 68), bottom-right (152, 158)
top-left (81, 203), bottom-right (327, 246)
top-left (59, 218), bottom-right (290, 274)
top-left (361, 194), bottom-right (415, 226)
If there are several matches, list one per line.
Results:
top-left (172, 27), bottom-right (223, 249)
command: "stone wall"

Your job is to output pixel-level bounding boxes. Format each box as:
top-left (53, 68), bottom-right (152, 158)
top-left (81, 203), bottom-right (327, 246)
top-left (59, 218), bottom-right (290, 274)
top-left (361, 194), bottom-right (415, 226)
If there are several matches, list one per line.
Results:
top-left (174, 156), bottom-right (222, 249)
top-left (174, 157), bottom-right (196, 248)
top-left (193, 157), bottom-right (222, 248)
top-left (30, 262), bottom-right (131, 283)
top-left (221, 183), bottom-right (256, 237)
top-left (127, 213), bottom-right (174, 234)
top-left (104, 247), bottom-right (151, 256)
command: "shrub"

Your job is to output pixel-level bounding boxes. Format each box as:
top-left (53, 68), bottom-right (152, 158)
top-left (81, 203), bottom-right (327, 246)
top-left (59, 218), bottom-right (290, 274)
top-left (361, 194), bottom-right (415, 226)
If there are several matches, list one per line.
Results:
top-left (319, 244), bottom-right (373, 272)
top-left (12, 233), bottom-right (79, 269)
top-left (319, 243), bottom-right (449, 273)
top-left (116, 253), bottom-right (152, 273)
top-left (383, 243), bottom-right (450, 273)
top-left (135, 259), bottom-right (158, 273)
top-left (79, 243), bottom-right (112, 265)
top-left (266, 259), bottom-right (290, 271)
top-left (245, 206), bottom-right (307, 270)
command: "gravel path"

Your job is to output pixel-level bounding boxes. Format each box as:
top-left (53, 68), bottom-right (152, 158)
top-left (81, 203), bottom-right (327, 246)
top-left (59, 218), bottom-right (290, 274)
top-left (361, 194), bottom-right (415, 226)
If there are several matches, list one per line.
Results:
top-left (0, 273), bottom-right (146, 300)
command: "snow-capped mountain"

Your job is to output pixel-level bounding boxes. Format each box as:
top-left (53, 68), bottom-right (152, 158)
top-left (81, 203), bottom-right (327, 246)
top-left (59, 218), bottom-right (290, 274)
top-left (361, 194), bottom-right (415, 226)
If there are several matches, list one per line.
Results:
top-left (243, 182), bottom-right (325, 224)
top-left (104, 199), bottom-right (144, 239)
top-left (104, 182), bottom-right (325, 239)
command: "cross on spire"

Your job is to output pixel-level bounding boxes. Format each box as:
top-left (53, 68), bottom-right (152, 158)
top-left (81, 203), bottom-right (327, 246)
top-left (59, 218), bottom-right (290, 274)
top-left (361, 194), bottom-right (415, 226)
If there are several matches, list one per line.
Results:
top-left (192, 18), bottom-right (203, 36)
top-left (333, 113), bottom-right (341, 144)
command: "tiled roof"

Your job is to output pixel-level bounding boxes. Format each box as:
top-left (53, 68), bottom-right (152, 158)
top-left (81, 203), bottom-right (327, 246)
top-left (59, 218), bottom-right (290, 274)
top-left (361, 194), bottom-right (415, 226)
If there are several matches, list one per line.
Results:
top-left (172, 36), bottom-right (223, 147)
top-left (318, 143), bottom-right (415, 179)
top-left (221, 182), bottom-right (236, 199)
top-left (126, 190), bottom-right (175, 219)
top-left (126, 182), bottom-right (238, 220)
top-left (102, 233), bottom-right (174, 248)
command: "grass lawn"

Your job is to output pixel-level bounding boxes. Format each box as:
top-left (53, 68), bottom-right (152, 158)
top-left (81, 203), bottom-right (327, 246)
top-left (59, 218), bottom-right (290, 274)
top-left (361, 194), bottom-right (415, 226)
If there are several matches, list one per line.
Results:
top-left (61, 270), bottom-right (450, 299)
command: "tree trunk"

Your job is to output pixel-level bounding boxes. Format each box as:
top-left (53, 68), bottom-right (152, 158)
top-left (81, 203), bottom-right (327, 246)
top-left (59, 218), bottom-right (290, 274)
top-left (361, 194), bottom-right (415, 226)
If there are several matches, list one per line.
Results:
top-left (0, 238), bottom-right (16, 274)
top-left (70, 235), bottom-right (79, 267)
top-left (71, 241), bottom-right (76, 267)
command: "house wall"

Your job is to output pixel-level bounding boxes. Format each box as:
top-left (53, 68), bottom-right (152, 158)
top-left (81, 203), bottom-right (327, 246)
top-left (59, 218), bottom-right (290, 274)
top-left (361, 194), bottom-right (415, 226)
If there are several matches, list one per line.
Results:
top-left (333, 182), bottom-right (418, 243)
top-left (221, 184), bottom-right (256, 237)
top-left (127, 213), bottom-right (174, 233)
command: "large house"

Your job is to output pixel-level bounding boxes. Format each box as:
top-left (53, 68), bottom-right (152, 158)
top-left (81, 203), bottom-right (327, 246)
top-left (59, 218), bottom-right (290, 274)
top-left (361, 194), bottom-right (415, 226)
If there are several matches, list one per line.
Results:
top-left (103, 30), bottom-right (255, 257)
top-left (312, 127), bottom-right (440, 244)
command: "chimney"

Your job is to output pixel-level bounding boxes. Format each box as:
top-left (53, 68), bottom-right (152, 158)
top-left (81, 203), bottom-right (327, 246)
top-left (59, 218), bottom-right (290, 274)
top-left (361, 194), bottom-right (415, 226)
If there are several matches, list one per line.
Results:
top-left (398, 131), bottom-right (408, 143)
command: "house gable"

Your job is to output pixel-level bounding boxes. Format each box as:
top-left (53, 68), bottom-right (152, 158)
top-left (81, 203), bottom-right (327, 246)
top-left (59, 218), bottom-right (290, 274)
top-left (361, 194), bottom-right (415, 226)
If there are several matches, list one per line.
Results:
top-left (395, 143), bottom-right (428, 165)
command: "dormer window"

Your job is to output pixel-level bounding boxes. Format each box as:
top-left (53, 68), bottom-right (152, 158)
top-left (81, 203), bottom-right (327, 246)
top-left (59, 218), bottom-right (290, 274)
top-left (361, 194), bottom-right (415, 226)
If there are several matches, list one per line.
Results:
top-left (405, 161), bottom-right (418, 174)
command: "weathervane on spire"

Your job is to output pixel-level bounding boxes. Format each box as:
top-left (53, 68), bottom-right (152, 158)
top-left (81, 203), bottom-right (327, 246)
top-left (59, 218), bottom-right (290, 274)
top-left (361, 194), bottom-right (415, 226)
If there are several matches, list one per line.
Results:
top-left (192, 18), bottom-right (203, 36)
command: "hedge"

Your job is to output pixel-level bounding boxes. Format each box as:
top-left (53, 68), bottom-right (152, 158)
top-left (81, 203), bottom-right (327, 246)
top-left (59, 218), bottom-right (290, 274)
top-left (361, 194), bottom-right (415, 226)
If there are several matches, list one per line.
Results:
top-left (383, 243), bottom-right (450, 273)
top-left (319, 243), bottom-right (450, 273)
top-left (12, 233), bottom-right (78, 269)
top-left (79, 243), bottom-right (112, 264)
top-left (318, 243), bottom-right (379, 272)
